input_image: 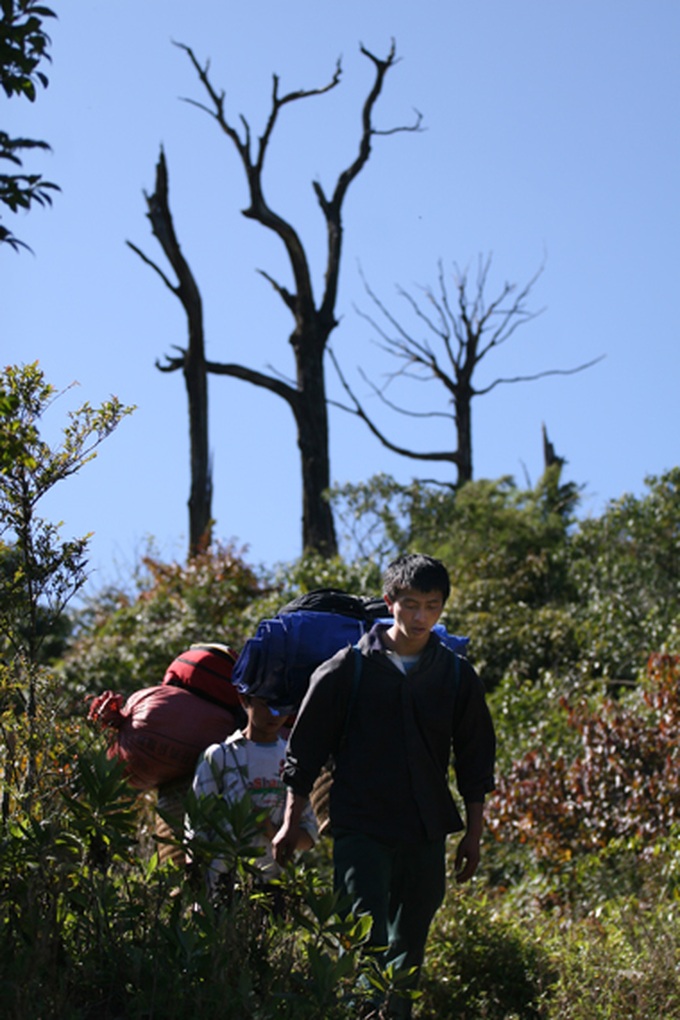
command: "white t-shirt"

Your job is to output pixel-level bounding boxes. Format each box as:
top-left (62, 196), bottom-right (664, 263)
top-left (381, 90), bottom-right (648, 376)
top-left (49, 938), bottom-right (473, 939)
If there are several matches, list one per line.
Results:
top-left (190, 730), bottom-right (317, 890)
top-left (385, 650), bottom-right (421, 674)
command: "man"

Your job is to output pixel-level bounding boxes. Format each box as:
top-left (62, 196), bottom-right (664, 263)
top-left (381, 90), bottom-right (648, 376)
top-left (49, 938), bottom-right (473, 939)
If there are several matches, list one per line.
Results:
top-left (273, 553), bottom-right (496, 1017)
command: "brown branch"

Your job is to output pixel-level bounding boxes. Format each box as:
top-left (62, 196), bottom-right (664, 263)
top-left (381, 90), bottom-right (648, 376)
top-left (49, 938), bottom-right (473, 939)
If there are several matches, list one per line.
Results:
top-left (316, 42), bottom-right (422, 322)
top-left (127, 145), bottom-right (212, 554)
top-left (125, 240), bottom-right (177, 295)
top-left (178, 41), bottom-right (317, 316)
top-left (355, 366), bottom-right (452, 419)
top-left (475, 356), bottom-right (606, 397)
top-left (329, 348), bottom-right (460, 466)
top-left (204, 359), bottom-right (298, 406)
top-left (257, 268), bottom-right (296, 313)
top-left (155, 345), bottom-right (185, 373)
top-left (258, 61), bottom-right (343, 175)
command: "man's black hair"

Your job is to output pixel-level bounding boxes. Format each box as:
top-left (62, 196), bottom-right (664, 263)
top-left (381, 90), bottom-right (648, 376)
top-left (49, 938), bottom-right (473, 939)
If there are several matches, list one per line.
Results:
top-left (382, 553), bottom-right (450, 603)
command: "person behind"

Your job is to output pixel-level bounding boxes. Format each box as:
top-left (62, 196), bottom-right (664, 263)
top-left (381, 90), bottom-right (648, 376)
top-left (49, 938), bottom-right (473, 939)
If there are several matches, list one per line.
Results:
top-left (188, 694), bottom-right (318, 905)
top-left (273, 553), bottom-right (496, 1018)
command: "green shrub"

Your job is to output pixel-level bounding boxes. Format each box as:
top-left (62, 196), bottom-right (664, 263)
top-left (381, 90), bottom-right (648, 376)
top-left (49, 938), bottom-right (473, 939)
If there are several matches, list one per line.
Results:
top-left (542, 901), bottom-right (680, 1019)
top-left (59, 541), bottom-right (265, 704)
top-left (421, 892), bottom-right (550, 1019)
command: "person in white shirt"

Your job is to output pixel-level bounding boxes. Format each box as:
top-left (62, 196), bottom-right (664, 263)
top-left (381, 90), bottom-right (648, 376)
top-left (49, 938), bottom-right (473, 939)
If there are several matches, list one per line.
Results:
top-left (188, 695), bottom-right (318, 904)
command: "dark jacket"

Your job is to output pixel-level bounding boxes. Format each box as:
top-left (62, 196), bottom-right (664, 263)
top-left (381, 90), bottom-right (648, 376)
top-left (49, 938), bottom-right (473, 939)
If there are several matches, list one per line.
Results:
top-left (282, 624), bottom-right (496, 844)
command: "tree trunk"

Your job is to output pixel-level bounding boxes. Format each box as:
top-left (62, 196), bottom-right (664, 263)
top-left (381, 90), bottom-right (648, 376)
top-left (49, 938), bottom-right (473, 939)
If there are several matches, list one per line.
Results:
top-left (185, 318), bottom-right (212, 555)
top-left (128, 149), bottom-right (213, 557)
top-left (292, 330), bottom-right (336, 556)
top-left (455, 385), bottom-right (473, 484)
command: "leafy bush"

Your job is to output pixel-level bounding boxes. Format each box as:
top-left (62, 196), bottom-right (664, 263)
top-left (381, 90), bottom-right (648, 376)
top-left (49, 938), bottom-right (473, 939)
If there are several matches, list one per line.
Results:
top-left (0, 361), bottom-right (133, 818)
top-left (0, 746), bottom-right (395, 1020)
top-left (331, 468), bottom-right (680, 690)
top-left (487, 654), bottom-right (680, 911)
top-left (422, 892), bottom-right (550, 1019)
top-left (240, 550), bottom-right (384, 626)
top-left (569, 468), bottom-right (680, 681)
top-left (542, 900), bottom-right (680, 1019)
top-left (59, 541), bottom-right (265, 704)
top-left (332, 470), bottom-right (583, 689)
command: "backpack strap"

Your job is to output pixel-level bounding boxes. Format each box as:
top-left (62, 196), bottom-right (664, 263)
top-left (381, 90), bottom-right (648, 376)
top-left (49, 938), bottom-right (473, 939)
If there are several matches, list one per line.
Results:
top-left (452, 651), bottom-right (461, 697)
top-left (339, 644), bottom-right (362, 749)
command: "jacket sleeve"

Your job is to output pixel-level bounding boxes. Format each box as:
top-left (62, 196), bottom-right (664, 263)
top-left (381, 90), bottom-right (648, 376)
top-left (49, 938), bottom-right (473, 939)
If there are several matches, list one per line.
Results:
top-left (282, 646), bottom-right (354, 797)
top-left (451, 658), bottom-right (496, 803)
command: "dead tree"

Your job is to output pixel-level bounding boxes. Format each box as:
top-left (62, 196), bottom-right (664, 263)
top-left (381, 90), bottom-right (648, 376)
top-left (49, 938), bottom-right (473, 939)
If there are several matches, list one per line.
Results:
top-left (151, 41), bottom-right (420, 557)
top-left (331, 254), bottom-right (604, 485)
top-left (127, 149), bottom-right (212, 557)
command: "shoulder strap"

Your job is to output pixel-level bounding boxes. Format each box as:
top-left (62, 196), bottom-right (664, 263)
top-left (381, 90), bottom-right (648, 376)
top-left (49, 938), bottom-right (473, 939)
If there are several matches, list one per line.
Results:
top-left (339, 644), bottom-right (362, 748)
top-left (453, 651), bottom-right (461, 693)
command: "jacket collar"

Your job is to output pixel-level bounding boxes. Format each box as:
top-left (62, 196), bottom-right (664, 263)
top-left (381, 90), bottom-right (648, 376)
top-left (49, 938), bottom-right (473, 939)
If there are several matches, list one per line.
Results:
top-left (363, 622), bottom-right (442, 661)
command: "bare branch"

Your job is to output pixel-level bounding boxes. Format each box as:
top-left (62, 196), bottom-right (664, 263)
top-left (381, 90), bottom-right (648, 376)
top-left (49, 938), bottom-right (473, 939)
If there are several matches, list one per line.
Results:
top-left (176, 42), bottom-right (251, 161)
top-left (329, 348), bottom-right (460, 466)
top-left (258, 61), bottom-right (342, 173)
top-left (475, 355), bottom-right (606, 396)
top-left (154, 40), bottom-right (421, 555)
top-left (155, 346), bottom-right (186, 373)
top-left (257, 268), bottom-right (296, 313)
top-left (126, 240), bottom-right (177, 295)
top-left (357, 265), bottom-right (432, 350)
top-left (356, 366), bottom-right (452, 420)
top-left (317, 42), bottom-right (422, 321)
top-left (128, 146), bottom-right (211, 554)
top-left (343, 253), bottom-right (605, 484)
top-left (372, 110), bottom-right (424, 136)
top-left (204, 359), bottom-right (297, 407)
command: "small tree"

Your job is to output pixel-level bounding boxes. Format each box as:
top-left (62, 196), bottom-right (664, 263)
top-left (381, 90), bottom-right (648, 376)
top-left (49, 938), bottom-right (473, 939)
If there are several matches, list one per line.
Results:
top-left (0, 362), bottom-right (134, 814)
top-left (332, 254), bottom-right (603, 485)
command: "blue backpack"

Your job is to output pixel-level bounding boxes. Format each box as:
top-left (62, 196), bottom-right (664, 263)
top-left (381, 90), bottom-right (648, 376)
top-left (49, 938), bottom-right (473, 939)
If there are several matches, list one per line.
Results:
top-left (231, 588), bottom-right (469, 712)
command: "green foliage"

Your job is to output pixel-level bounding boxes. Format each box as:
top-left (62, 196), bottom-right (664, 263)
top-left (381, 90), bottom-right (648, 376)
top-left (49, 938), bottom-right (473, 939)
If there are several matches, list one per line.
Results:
top-left (332, 467), bottom-right (680, 690)
top-left (0, 362), bottom-right (134, 664)
top-left (60, 541), bottom-right (265, 701)
top-left (487, 670), bottom-right (587, 778)
top-left (333, 469), bottom-right (582, 689)
top-left (0, 744), bottom-right (397, 1019)
top-left (329, 472), bottom-right (414, 565)
top-left (0, 0), bottom-right (55, 99)
top-left (243, 550), bottom-right (383, 627)
top-left (424, 892), bottom-right (550, 1019)
top-left (0, 0), bottom-right (59, 250)
top-left (0, 362), bottom-right (134, 817)
top-left (542, 901), bottom-right (680, 1019)
top-left (569, 467), bottom-right (680, 680)
top-left (0, 655), bottom-right (86, 824)
top-left (5, 363), bottom-right (680, 1017)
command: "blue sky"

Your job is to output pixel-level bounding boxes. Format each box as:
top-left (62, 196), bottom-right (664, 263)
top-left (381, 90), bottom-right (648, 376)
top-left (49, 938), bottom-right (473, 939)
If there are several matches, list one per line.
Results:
top-left (4, 1), bottom-right (679, 590)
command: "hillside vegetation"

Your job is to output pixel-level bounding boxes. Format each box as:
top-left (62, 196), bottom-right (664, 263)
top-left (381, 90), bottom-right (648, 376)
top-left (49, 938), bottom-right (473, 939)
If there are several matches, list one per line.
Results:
top-left (2, 370), bottom-right (679, 1018)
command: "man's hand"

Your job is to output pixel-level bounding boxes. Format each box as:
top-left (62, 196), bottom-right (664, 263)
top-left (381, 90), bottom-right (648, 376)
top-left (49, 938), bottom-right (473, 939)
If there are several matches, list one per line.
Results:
top-left (272, 822), bottom-right (298, 865)
top-left (454, 830), bottom-right (481, 883)
top-left (455, 800), bottom-right (484, 884)
top-left (272, 789), bottom-right (309, 865)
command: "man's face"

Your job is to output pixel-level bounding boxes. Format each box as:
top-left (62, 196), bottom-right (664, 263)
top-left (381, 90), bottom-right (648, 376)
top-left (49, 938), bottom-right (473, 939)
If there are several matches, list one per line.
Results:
top-left (383, 587), bottom-right (445, 655)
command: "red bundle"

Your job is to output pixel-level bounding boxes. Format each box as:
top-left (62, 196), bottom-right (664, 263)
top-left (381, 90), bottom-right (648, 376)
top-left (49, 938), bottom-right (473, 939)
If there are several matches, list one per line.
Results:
top-left (88, 644), bottom-right (241, 789)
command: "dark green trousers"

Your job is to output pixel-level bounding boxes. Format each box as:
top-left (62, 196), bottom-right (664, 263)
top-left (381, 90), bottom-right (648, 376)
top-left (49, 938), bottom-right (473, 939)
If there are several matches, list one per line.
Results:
top-left (333, 829), bottom-right (447, 1015)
